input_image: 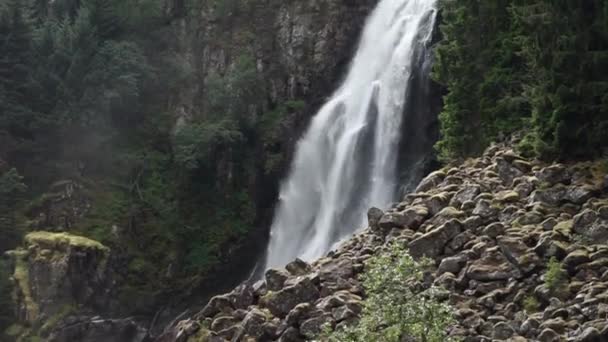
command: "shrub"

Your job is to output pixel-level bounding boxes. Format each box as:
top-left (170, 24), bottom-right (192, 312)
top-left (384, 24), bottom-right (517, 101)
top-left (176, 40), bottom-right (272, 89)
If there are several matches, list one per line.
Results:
top-left (523, 295), bottom-right (540, 313)
top-left (545, 257), bottom-right (568, 297)
top-left (323, 243), bottom-right (456, 342)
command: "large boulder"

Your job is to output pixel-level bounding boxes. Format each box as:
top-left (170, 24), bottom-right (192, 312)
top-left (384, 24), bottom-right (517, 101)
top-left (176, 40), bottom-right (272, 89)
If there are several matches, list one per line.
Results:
top-left (260, 276), bottom-right (320, 317)
top-left (408, 220), bottom-right (462, 258)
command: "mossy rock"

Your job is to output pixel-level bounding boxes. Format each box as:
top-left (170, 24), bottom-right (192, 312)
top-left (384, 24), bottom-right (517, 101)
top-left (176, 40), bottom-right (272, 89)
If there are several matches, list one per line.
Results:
top-left (187, 327), bottom-right (212, 342)
top-left (553, 220), bottom-right (574, 240)
top-left (24, 231), bottom-right (109, 252)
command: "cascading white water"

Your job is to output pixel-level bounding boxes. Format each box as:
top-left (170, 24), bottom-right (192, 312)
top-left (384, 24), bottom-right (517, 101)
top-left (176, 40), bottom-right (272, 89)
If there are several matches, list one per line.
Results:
top-left (265, 0), bottom-right (438, 269)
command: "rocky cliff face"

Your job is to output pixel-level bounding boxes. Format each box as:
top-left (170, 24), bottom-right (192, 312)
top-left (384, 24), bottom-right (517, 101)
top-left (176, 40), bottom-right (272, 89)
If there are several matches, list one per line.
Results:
top-left (159, 0), bottom-right (380, 296)
top-left (156, 138), bottom-right (608, 341)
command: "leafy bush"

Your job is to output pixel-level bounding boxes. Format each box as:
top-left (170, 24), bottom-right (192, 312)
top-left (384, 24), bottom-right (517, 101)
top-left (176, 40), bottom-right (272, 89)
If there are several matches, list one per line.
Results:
top-left (545, 257), bottom-right (568, 297)
top-left (434, 0), bottom-right (608, 161)
top-left (323, 243), bottom-right (456, 342)
top-left (523, 295), bottom-right (540, 313)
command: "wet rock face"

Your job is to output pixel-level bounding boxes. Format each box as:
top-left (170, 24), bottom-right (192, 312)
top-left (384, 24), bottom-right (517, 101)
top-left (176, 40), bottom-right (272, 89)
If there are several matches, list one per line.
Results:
top-left (156, 140), bottom-right (608, 342)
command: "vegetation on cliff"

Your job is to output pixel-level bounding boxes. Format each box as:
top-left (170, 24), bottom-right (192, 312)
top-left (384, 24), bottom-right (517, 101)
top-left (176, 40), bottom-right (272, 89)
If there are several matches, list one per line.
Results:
top-left (0, 0), bottom-right (298, 334)
top-left (434, 0), bottom-right (608, 161)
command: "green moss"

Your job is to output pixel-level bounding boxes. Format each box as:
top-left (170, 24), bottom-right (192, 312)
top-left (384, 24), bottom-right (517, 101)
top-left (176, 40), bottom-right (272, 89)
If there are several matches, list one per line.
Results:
top-left (39, 305), bottom-right (75, 336)
top-left (187, 326), bottom-right (212, 342)
top-left (523, 295), bottom-right (540, 313)
top-left (24, 232), bottom-right (109, 252)
top-left (9, 250), bottom-right (39, 322)
top-left (5, 323), bottom-right (24, 337)
top-left (545, 257), bottom-right (568, 298)
top-left (553, 220), bottom-right (573, 239)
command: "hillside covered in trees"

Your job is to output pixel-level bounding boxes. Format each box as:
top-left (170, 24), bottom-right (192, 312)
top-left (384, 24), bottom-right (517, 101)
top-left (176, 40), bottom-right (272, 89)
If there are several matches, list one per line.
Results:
top-left (434, 0), bottom-right (608, 161)
top-left (1, 0), bottom-right (608, 341)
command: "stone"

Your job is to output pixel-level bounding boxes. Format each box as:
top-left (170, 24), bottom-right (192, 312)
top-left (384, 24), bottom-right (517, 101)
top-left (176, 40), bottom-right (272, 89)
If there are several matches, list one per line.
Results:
top-left (265, 269), bottom-right (290, 291)
top-left (285, 259), bottom-right (311, 276)
top-left (530, 185), bottom-right (567, 206)
top-left (367, 207), bottom-right (384, 229)
top-left (415, 170), bottom-right (446, 193)
top-left (466, 247), bottom-right (516, 281)
top-left (437, 254), bottom-right (468, 275)
top-left (278, 327), bottom-right (303, 342)
top-left (496, 157), bottom-right (524, 186)
top-left (241, 308), bottom-right (269, 339)
top-left (299, 314), bottom-right (334, 339)
top-left (497, 190), bottom-right (520, 203)
top-left (472, 199), bottom-right (498, 219)
top-left (379, 205), bottom-right (429, 230)
top-left (260, 276), bottom-right (320, 317)
top-left (200, 295), bottom-right (233, 318)
top-left (229, 284), bottom-right (254, 309)
top-left (498, 236), bottom-right (540, 274)
top-left (564, 250), bottom-right (591, 271)
top-left (538, 328), bottom-right (560, 342)
top-left (426, 193), bottom-right (451, 215)
top-left (483, 222), bottom-right (505, 238)
top-left (285, 303), bottom-right (312, 325)
top-left (8, 232), bottom-right (111, 326)
top-left (492, 321), bottom-right (515, 339)
top-left (565, 186), bottom-right (595, 204)
top-left (408, 220), bottom-right (462, 258)
top-left (450, 184), bottom-right (481, 208)
top-left (211, 316), bottom-right (239, 332)
top-left (537, 164), bottom-right (570, 186)
top-left (576, 327), bottom-right (601, 342)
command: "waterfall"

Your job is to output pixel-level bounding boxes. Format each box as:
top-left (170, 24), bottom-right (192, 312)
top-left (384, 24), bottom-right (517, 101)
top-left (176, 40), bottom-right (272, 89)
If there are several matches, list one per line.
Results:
top-left (265, 0), bottom-right (438, 270)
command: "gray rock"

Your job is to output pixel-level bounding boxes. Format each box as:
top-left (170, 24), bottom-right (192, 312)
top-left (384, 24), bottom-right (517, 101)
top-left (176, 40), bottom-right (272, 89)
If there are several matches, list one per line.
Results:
top-left (437, 254), bottom-right (468, 275)
top-left (576, 327), bottom-right (601, 342)
top-left (278, 327), bottom-right (303, 342)
top-left (496, 157), bottom-right (524, 186)
top-left (415, 170), bottom-right (446, 193)
top-left (450, 184), bottom-right (481, 208)
top-left (483, 222), bottom-right (505, 238)
top-left (367, 207), bottom-right (384, 229)
top-left (466, 247), bottom-right (516, 281)
top-left (492, 321), bottom-right (515, 339)
top-left (538, 328), bottom-right (560, 342)
top-left (265, 269), bottom-right (290, 291)
top-left (537, 164), bottom-right (570, 186)
top-left (300, 314), bottom-right (334, 339)
top-left (565, 186), bottom-right (595, 204)
top-left (260, 276), bottom-right (319, 317)
top-left (241, 308), bottom-right (269, 339)
top-left (286, 258), bottom-right (311, 276)
top-left (408, 220), bottom-right (462, 258)
top-left (530, 185), bottom-right (567, 206)
top-left (472, 199), bottom-right (498, 219)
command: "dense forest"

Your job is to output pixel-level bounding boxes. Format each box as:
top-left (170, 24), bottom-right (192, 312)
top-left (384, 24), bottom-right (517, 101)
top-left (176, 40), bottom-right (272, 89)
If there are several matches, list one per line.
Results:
top-left (0, 0), bottom-right (294, 334)
top-left (434, 0), bottom-right (608, 161)
top-left (1, 0), bottom-right (608, 340)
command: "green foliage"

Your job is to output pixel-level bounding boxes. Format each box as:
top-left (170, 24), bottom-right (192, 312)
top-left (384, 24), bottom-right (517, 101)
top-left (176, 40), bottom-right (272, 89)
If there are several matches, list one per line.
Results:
top-left (523, 295), bottom-right (540, 313)
top-left (545, 257), bottom-right (568, 297)
top-left (434, 0), bottom-right (608, 161)
top-left (174, 121), bottom-right (243, 171)
top-left (324, 244), bottom-right (456, 342)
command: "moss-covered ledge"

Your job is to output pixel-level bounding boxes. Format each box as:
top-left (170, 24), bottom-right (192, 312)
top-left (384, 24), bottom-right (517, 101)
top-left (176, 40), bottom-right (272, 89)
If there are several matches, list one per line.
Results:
top-left (5, 231), bottom-right (111, 340)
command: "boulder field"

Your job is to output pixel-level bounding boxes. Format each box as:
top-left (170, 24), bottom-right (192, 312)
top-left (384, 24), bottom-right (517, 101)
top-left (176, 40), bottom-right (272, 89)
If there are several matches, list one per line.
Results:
top-left (156, 141), bottom-right (608, 341)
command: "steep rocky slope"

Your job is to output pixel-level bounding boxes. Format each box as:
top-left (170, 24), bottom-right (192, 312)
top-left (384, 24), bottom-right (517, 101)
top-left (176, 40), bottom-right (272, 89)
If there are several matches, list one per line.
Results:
top-left (156, 138), bottom-right (608, 341)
